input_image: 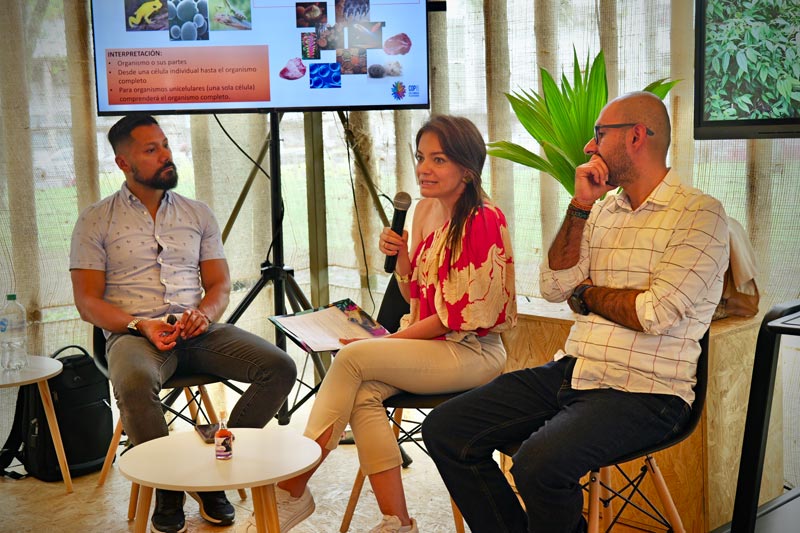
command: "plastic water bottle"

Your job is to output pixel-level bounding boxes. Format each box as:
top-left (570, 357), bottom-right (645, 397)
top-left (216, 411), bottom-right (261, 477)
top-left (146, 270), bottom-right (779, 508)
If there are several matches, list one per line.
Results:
top-left (0, 294), bottom-right (28, 371)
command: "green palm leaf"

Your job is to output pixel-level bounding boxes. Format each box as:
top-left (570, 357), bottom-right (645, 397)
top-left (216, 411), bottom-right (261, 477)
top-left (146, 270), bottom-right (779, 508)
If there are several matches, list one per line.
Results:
top-left (488, 48), bottom-right (676, 196)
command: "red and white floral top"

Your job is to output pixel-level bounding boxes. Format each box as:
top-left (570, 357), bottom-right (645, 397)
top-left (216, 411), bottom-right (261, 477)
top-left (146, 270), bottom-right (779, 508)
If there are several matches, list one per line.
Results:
top-left (401, 203), bottom-right (517, 341)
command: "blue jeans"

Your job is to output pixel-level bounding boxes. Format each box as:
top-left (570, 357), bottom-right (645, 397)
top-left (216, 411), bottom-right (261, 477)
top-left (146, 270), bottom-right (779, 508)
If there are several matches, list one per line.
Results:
top-left (422, 357), bottom-right (690, 533)
top-left (106, 323), bottom-right (297, 445)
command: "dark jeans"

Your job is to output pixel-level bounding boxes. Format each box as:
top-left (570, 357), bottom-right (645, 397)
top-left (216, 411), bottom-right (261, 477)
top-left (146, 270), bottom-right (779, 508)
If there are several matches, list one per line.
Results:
top-left (106, 323), bottom-right (297, 445)
top-left (422, 357), bottom-right (690, 533)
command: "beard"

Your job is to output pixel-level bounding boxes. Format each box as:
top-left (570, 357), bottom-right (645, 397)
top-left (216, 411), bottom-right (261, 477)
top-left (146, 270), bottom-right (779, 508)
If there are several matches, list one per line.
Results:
top-left (132, 163), bottom-right (178, 190)
top-left (603, 147), bottom-right (634, 188)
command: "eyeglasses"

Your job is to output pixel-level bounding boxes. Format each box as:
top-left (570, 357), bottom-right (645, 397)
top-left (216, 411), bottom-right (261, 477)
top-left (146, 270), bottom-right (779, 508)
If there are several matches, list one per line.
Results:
top-left (593, 123), bottom-right (655, 145)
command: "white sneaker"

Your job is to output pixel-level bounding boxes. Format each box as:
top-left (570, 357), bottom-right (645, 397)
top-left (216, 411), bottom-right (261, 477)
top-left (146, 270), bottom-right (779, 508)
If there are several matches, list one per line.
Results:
top-left (369, 515), bottom-right (419, 533)
top-left (276, 486), bottom-right (315, 531)
top-left (232, 487), bottom-right (315, 532)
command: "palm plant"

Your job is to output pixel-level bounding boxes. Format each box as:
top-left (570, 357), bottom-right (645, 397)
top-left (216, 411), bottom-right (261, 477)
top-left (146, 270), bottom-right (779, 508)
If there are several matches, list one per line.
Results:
top-left (487, 49), bottom-right (679, 196)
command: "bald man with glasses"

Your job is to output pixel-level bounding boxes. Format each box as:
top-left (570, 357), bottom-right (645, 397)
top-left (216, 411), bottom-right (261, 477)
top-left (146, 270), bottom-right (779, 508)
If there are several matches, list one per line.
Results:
top-left (423, 92), bottom-right (730, 533)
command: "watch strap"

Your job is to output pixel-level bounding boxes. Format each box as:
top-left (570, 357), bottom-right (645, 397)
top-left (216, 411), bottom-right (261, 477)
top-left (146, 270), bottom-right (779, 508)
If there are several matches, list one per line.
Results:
top-left (127, 318), bottom-right (143, 336)
top-left (570, 284), bottom-right (592, 315)
top-left (574, 283), bottom-right (591, 299)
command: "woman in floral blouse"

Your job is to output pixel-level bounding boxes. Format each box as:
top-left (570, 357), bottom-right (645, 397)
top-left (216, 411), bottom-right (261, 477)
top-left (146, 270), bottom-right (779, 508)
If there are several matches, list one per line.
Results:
top-left (271, 115), bottom-right (517, 533)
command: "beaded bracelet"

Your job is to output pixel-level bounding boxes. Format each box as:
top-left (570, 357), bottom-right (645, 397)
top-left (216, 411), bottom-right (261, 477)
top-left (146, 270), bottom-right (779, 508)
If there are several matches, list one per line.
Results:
top-left (569, 197), bottom-right (594, 211)
top-left (567, 205), bottom-right (590, 220)
top-left (567, 197), bottom-right (592, 219)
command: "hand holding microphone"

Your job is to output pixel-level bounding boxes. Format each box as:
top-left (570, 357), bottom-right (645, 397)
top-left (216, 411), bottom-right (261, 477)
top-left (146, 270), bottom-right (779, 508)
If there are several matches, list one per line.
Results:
top-left (383, 192), bottom-right (412, 273)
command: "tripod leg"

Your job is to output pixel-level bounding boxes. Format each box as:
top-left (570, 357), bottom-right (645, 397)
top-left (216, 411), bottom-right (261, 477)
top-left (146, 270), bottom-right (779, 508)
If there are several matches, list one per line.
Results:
top-left (284, 270), bottom-right (312, 311)
top-left (225, 274), bottom-right (270, 325)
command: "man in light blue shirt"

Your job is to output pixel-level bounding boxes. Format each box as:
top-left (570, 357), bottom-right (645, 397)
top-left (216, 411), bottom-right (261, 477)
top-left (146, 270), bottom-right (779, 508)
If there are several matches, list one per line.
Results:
top-left (70, 114), bottom-right (297, 533)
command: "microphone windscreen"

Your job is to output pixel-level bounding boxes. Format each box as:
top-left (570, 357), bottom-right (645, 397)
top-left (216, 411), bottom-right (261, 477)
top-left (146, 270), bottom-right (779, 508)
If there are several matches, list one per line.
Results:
top-left (393, 191), bottom-right (412, 211)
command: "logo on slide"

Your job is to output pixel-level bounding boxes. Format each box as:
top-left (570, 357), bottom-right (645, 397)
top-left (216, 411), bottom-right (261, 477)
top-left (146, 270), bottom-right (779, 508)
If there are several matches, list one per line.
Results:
top-left (391, 81), bottom-right (406, 101)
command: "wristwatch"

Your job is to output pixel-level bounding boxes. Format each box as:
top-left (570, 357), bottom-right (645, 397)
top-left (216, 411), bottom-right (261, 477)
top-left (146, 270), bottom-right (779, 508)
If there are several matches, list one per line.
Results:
top-left (127, 317), bottom-right (144, 336)
top-left (568, 284), bottom-right (592, 316)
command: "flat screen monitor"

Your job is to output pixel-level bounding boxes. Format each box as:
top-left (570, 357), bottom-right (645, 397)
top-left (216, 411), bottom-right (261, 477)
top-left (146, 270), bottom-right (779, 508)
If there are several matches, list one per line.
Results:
top-left (694, 0), bottom-right (800, 139)
top-left (90, 0), bottom-right (430, 115)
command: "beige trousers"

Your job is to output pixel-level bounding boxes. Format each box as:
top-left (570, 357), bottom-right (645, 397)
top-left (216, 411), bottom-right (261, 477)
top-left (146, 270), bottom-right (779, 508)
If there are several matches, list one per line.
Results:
top-left (303, 333), bottom-right (506, 475)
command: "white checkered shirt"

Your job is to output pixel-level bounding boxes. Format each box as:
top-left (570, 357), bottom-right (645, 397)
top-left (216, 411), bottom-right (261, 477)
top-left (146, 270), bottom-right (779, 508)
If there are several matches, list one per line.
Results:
top-left (540, 171), bottom-right (730, 405)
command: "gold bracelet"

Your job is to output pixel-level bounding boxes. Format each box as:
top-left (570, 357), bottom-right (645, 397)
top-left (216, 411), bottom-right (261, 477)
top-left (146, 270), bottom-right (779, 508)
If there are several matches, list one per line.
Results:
top-left (394, 271), bottom-right (411, 283)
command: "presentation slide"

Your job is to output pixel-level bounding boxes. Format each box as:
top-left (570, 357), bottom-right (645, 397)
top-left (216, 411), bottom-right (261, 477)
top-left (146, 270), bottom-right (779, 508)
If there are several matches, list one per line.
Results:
top-left (91, 0), bottom-right (429, 115)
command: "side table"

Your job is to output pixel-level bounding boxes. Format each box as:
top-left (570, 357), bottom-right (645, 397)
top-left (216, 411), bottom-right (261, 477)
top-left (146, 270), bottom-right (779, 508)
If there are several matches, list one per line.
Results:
top-left (118, 426), bottom-right (321, 533)
top-left (0, 355), bottom-right (73, 493)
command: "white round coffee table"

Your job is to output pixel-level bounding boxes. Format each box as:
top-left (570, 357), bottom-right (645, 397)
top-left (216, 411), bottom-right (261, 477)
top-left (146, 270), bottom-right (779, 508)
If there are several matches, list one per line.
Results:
top-left (0, 355), bottom-right (72, 493)
top-left (118, 426), bottom-right (321, 533)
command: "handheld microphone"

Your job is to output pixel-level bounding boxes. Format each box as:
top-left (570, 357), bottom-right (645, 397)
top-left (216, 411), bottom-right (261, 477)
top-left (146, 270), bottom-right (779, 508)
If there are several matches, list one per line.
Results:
top-left (383, 191), bottom-right (412, 273)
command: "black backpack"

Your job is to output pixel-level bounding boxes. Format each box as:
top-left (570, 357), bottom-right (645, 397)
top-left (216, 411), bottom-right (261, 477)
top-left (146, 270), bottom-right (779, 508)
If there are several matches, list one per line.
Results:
top-left (0, 345), bottom-right (113, 481)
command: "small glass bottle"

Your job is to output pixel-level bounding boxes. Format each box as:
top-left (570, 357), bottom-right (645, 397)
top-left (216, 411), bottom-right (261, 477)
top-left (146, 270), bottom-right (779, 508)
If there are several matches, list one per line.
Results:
top-left (214, 411), bottom-right (233, 460)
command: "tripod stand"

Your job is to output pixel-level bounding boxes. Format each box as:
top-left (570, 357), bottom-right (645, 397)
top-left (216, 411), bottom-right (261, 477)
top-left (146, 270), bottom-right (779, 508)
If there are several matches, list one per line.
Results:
top-left (224, 110), bottom-right (326, 425)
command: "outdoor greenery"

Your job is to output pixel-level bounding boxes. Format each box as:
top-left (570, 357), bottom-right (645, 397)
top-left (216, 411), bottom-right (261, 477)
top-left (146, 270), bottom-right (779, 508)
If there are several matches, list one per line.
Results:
top-left (703, 0), bottom-right (800, 120)
top-left (487, 49), bottom-right (677, 196)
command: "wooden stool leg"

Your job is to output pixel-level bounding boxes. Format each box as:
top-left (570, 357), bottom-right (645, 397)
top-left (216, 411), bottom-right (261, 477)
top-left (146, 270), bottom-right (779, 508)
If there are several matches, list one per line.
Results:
top-left (340, 408), bottom-right (402, 532)
top-left (599, 466), bottom-right (613, 531)
top-left (450, 498), bottom-right (465, 533)
top-left (587, 469), bottom-right (601, 533)
top-left (645, 455), bottom-right (685, 533)
top-left (128, 482), bottom-right (140, 520)
top-left (340, 468), bottom-right (367, 532)
top-left (391, 407), bottom-right (403, 439)
top-left (198, 385), bottom-right (219, 423)
top-left (98, 417), bottom-right (124, 486)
